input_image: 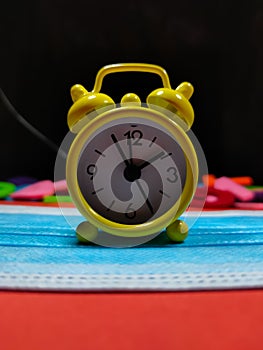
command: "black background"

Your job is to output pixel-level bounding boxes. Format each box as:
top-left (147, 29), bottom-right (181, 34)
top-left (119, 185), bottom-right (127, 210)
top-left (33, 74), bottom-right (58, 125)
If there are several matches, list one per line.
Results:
top-left (1, 0), bottom-right (262, 183)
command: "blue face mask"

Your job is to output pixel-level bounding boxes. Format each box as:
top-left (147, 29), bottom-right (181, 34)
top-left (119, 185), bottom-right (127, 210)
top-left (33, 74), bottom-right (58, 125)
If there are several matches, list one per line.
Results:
top-left (0, 204), bottom-right (263, 291)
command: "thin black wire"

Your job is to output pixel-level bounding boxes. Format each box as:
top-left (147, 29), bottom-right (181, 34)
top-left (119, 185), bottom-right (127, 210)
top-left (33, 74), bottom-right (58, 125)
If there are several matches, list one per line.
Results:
top-left (0, 88), bottom-right (67, 159)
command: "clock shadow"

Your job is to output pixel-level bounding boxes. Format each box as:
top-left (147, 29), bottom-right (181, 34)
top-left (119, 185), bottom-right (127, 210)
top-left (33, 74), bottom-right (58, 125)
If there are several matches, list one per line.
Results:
top-left (76, 230), bottom-right (182, 248)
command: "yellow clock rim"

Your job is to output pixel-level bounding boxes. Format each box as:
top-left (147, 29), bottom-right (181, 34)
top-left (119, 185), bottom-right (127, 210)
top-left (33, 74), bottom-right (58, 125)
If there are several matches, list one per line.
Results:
top-left (66, 106), bottom-right (198, 238)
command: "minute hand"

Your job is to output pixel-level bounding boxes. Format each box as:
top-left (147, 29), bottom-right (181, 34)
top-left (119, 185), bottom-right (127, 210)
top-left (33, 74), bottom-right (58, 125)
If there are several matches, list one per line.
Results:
top-left (139, 151), bottom-right (165, 170)
top-left (111, 133), bottom-right (130, 167)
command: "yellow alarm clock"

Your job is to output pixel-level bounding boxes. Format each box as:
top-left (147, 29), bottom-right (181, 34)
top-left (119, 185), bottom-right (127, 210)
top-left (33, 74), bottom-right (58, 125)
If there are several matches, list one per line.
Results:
top-left (65, 63), bottom-right (199, 247)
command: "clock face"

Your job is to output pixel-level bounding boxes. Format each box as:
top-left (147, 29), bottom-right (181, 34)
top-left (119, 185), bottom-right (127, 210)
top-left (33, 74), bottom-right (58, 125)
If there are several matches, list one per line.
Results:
top-left (77, 116), bottom-right (186, 225)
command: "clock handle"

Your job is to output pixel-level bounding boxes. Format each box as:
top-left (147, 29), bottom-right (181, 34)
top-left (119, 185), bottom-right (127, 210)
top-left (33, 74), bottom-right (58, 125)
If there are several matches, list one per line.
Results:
top-left (68, 63), bottom-right (195, 133)
top-left (92, 63), bottom-right (172, 93)
top-left (93, 63), bottom-right (195, 131)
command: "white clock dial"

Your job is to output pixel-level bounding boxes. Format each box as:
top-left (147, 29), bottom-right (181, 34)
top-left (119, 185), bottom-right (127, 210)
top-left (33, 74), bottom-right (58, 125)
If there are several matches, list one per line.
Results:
top-left (77, 116), bottom-right (186, 225)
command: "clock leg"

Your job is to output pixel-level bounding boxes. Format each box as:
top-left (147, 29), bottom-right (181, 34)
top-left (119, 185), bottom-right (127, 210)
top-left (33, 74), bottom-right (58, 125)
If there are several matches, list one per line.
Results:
top-left (76, 221), bottom-right (99, 244)
top-left (166, 220), bottom-right (188, 243)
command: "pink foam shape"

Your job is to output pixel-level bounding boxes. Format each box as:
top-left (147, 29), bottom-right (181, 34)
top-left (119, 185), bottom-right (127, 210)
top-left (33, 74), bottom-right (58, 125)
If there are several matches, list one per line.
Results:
top-left (214, 177), bottom-right (255, 202)
top-left (234, 202), bottom-right (263, 210)
top-left (206, 195), bottom-right (218, 203)
top-left (10, 180), bottom-right (55, 200)
top-left (54, 179), bottom-right (68, 194)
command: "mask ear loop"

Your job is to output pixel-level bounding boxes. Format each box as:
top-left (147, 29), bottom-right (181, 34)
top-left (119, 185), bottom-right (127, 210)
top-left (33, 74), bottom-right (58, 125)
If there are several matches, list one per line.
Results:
top-left (0, 88), bottom-right (67, 159)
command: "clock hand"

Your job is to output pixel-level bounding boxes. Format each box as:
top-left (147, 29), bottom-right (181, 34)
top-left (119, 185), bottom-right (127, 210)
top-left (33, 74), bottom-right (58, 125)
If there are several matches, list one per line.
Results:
top-left (135, 180), bottom-right (154, 214)
top-left (127, 137), bottom-right (133, 165)
top-left (139, 151), bottom-right (165, 170)
top-left (111, 134), bottom-right (130, 167)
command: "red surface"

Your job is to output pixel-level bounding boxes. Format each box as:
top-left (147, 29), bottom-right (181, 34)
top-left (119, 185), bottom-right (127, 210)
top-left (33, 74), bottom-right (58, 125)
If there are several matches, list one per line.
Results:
top-left (1, 290), bottom-right (263, 350)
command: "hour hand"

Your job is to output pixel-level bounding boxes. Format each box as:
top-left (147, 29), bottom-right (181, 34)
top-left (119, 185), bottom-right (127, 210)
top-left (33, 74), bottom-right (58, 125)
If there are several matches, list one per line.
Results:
top-left (138, 151), bottom-right (165, 170)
